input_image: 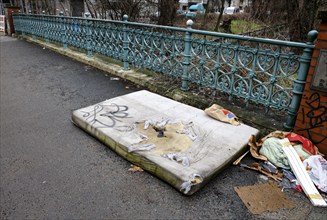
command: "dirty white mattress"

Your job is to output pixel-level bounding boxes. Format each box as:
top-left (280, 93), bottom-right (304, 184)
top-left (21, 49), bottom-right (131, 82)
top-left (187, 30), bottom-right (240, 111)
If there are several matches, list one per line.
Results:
top-left (72, 90), bottom-right (259, 195)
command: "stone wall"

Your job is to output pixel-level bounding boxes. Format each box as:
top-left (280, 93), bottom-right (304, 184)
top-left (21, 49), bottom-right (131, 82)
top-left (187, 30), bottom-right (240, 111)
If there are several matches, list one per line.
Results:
top-left (294, 11), bottom-right (327, 157)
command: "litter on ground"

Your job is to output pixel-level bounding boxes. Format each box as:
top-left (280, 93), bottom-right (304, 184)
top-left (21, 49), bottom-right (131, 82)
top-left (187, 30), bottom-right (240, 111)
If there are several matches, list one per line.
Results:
top-left (234, 183), bottom-right (295, 214)
top-left (234, 130), bottom-right (327, 207)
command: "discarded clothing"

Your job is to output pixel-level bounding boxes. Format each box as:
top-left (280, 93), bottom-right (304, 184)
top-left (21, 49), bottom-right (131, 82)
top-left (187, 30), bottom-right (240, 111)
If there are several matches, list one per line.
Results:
top-left (281, 169), bottom-right (302, 192)
top-left (248, 131), bottom-right (321, 164)
top-left (259, 137), bottom-right (290, 169)
top-left (286, 132), bottom-right (318, 155)
top-left (293, 144), bottom-right (311, 161)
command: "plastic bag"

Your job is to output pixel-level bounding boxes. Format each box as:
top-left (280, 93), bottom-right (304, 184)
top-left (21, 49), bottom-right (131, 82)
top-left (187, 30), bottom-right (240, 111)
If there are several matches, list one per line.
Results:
top-left (303, 155), bottom-right (327, 193)
top-left (204, 104), bottom-right (240, 126)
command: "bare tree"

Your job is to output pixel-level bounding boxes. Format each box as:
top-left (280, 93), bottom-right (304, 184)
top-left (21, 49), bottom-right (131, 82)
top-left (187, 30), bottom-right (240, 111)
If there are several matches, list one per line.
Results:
top-left (286, 0), bottom-right (324, 42)
top-left (85, 0), bottom-right (142, 21)
top-left (19, 0), bottom-right (56, 14)
top-left (214, 0), bottom-right (225, 31)
top-left (70, 0), bottom-right (84, 17)
top-left (201, 0), bottom-right (211, 29)
top-left (157, 0), bottom-right (178, 26)
top-left (85, 0), bottom-right (98, 18)
top-left (249, 0), bottom-right (327, 42)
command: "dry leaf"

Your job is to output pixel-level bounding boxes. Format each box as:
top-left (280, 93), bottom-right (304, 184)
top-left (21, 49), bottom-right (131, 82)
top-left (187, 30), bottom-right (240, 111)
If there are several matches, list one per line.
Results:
top-left (128, 164), bottom-right (144, 172)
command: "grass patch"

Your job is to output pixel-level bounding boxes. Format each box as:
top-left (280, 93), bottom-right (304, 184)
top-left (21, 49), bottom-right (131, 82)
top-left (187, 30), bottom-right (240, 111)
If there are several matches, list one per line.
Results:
top-left (231, 20), bottom-right (263, 34)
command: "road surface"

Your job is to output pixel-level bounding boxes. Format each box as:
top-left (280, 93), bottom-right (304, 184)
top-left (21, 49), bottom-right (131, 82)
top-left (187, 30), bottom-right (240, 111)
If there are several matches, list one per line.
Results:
top-left (1, 36), bottom-right (326, 219)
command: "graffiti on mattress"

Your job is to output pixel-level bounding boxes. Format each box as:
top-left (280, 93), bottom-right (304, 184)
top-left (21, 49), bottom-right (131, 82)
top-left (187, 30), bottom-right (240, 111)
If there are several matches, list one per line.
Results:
top-left (81, 103), bottom-right (133, 131)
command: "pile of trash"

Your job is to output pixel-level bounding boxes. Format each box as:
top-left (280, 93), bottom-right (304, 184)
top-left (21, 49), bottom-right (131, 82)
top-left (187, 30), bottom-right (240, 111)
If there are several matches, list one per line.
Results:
top-left (234, 131), bottom-right (327, 207)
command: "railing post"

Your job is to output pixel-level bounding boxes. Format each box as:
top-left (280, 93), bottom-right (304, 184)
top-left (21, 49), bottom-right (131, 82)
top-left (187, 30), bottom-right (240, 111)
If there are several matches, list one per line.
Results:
top-left (42, 11), bottom-right (49, 44)
top-left (13, 12), bottom-right (20, 36)
top-left (31, 12), bottom-right (36, 40)
top-left (122, 14), bottom-right (129, 71)
top-left (284, 30), bottom-right (318, 130)
top-left (21, 13), bottom-right (25, 37)
top-left (181, 19), bottom-right (193, 91)
top-left (59, 11), bottom-right (67, 49)
top-left (85, 12), bottom-right (92, 58)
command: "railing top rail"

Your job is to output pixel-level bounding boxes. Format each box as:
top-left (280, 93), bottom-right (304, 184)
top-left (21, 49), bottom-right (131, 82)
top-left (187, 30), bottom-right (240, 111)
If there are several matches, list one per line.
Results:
top-left (187, 29), bottom-right (313, 49)
top-left (14, 13), bottom-right (314, 49)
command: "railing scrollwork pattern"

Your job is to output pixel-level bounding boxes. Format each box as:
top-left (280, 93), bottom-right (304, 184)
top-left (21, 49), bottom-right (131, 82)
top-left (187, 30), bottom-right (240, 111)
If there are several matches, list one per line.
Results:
top-left (12, 13), bottom-right (318, 130)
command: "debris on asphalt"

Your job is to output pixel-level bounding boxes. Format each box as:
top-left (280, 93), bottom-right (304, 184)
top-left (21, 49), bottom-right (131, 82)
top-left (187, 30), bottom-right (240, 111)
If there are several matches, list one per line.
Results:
top-left (128, 164), bottom-right (144, 172)
top-left (259, 137), bottom-right (291, 169)
top-left (262, 161), bottom-right (278, 174)
top-left (303, 155), bottom-right (327, 193)
top-left (248, 131), bottom-right (321, 166)
top-left (248, 135), bottom-right (268, 161)
top-left (281, 169), bottom-right (302, 192)
top-left (234, 183), bottom-right (295, 214)
top-left (258, 174), bottom-right (269, 182)
top-left (286, 132), bottom-right (319, 155)
top-left (240, 162), bottom-right (283, 181)
top-left (110, 77), bottom-right (120, 81)
top-left (204, 104), bottom-right (240, 126)
top-left (84, 65), bottom-right (92, 71)
top-left (279, 138), bottom-right (327, 207)
top-left (235, 131), bottom-right (327, 207)
top-left (233, 150), bottom-right (249, 165)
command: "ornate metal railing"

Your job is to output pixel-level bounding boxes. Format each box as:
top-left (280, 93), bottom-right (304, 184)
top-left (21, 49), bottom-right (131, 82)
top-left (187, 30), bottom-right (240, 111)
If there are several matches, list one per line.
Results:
top-left (12, 13), bottom-right (318, 130)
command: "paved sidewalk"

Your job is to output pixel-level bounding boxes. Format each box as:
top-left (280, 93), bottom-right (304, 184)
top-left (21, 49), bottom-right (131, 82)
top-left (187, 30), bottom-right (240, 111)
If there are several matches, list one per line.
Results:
top-left (1, 36), bottom-right (326, 219)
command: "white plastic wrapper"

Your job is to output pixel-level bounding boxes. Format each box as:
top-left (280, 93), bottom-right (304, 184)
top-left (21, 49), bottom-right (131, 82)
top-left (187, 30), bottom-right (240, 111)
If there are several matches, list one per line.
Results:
top-left (303, 155), bottom-right (327, 193)
top-left (180, 174), bottom-right (203, 194)
top-left (127, 144), bottom-right (156, 152)
top-left (162, 153), bottom-right (190, 167)
top-left (143, 118), bottom-right (182, 130)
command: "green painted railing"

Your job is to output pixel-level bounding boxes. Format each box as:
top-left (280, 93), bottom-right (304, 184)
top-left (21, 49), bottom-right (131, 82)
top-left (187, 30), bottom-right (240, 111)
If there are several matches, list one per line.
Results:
top-left (12, 13), bottom-right (318, 130)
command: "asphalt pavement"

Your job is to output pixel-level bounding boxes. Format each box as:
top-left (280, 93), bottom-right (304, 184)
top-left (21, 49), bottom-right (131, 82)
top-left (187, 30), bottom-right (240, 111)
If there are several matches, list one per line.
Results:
top-left (1, 36), bottom-right (326, 219)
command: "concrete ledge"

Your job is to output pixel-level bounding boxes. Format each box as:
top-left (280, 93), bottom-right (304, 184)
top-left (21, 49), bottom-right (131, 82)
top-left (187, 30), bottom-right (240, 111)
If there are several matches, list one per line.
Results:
top-left (16, 35), bottom-right (285, 136)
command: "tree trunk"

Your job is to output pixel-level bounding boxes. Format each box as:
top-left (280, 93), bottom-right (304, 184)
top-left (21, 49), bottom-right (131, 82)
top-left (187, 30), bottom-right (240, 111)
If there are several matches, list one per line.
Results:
top-left (214, 0), bottom-right (225, 32)
top-left (287, 0), bottom-right (317, 42)
top-left (201, 0), bottom-right (211, 29)
top-left (71, 0), bottom-right (84, 17)
top-left (158, 0), bottom-right (177, 26)
top-left (85, 0), bottom-right (96, 18)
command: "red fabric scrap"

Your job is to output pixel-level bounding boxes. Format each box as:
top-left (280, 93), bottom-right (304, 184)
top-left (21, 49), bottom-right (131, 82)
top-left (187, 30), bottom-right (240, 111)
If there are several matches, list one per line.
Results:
top-left (286, 132), bottom-right (316, 155)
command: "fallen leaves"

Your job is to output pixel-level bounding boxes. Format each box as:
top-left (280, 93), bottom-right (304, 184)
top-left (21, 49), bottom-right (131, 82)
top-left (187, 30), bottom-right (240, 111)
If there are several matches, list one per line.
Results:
top-left (128, 164), bottom-right (144, 172)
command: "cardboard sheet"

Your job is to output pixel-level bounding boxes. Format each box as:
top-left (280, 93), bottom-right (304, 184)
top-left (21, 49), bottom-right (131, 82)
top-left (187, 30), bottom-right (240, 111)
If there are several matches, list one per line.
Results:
top-left (234, 183), bottom-right (295, 214)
